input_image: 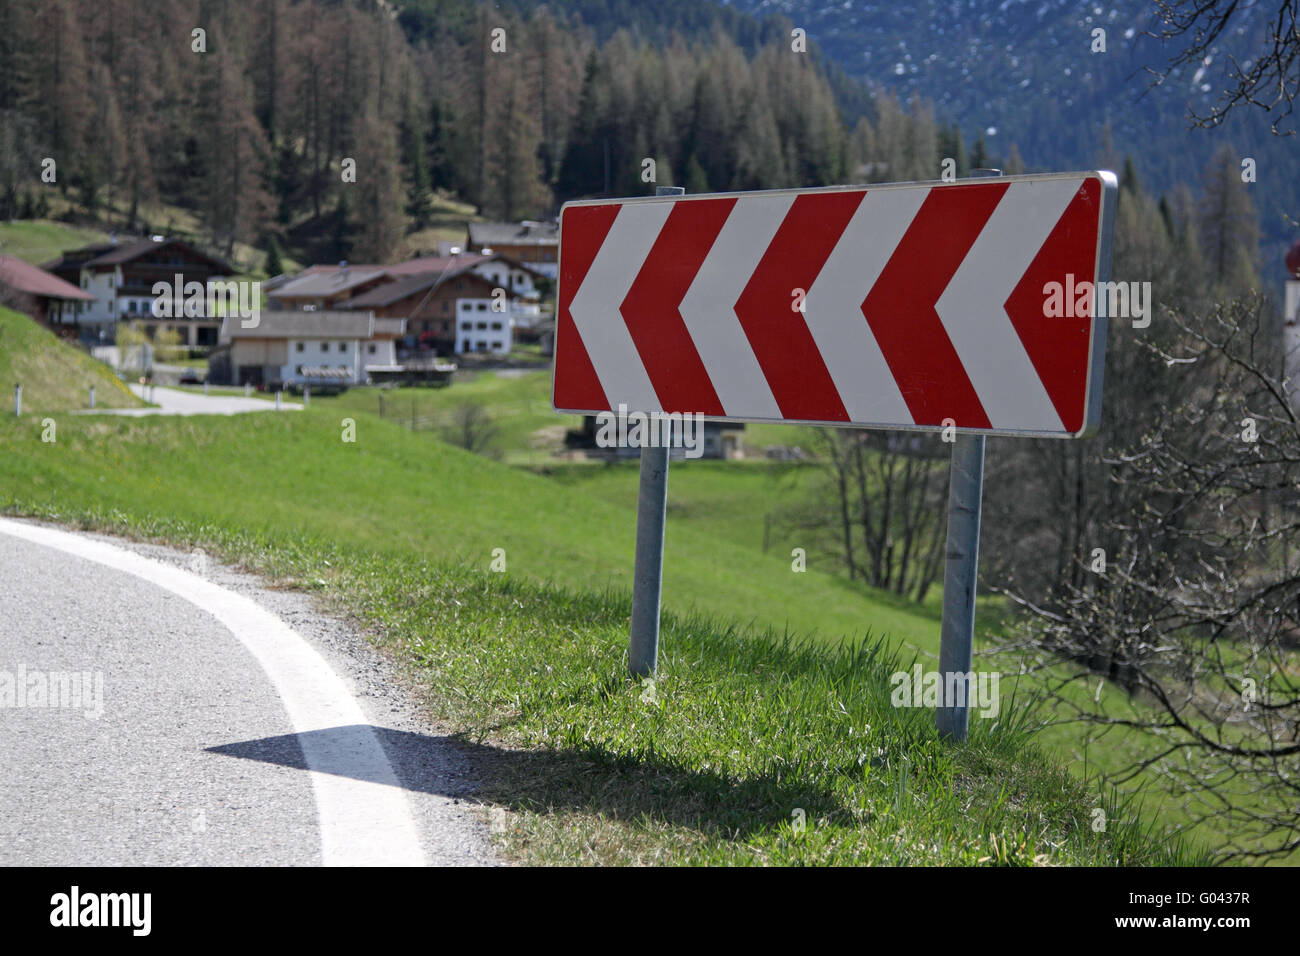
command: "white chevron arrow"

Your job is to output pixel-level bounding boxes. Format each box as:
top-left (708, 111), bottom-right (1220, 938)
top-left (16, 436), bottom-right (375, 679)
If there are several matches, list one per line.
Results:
top-left (935, 177), bottom-right (1081, 431)
top-left (678, 194), bottom-right (791, 420)
top-left (802, 186), bottom-right (926, 425)
top-left (569, 202), bottom-right (671, 413)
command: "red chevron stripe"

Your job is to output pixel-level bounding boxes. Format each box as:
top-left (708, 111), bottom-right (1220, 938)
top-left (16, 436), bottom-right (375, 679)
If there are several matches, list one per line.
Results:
top-left (861, 183), bottom-right (1007, 429)
top-left (1004, 178), bottom-right (1103, 434)
top-left (554, 203), bottom-right (619, 411)
top-left (620, 197), bottom-right (735, 415)
top-left (733, 192), bottom-right (863, 421)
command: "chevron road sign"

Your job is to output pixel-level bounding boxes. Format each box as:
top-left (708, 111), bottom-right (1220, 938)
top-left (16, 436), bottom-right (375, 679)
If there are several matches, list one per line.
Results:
top-left (554, 171), bottom-right (1117, 438)
top-left (555, 172), bottom-right (1118, 741)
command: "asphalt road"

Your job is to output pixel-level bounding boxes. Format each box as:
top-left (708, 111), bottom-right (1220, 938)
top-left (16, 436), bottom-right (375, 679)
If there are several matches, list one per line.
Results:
top-left (0, 518), bottom-right (495, 866)
top-left (76, 384), bottom-right (302, 416)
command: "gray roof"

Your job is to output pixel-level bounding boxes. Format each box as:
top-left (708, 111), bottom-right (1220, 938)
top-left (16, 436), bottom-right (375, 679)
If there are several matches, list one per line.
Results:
top-left (266, 266), bottom-right (390, 299)
top-left (468, 221), bottom-right (558, 247)
top-left (220, 310), bottom-right (405, 342)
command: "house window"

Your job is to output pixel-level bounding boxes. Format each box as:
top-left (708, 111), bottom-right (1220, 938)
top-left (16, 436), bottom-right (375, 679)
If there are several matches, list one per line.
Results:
top-left (476, 303), bottom-right (487, 311)
top-left (367, 344), bottom-right (376, 354)
top-left (490, 321), bottom-right (502, 331)
top-left (320, 343), bottom-right (328, 352)
top-left (460, 321), bottom-right (471, 331)
top-left (477, 341), bottom-right (487, 351)
top-left (338, 342), bottom-right (347, 352)
top-left (461, 302), bottom-right (472, 311)
top-left (442, 301), bottom-right (450, 314)
top-left (296, 342), bottom-right (305, 352)
top-left (475, 321), bottom-right (486, 330)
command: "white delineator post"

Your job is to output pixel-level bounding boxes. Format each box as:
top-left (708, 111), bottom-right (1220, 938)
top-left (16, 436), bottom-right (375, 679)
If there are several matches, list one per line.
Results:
top-left (89, 385), bottom-right (96, 409)
top-left (1285, 258), bottom-right (1300, 412)
top-left (628, 184), bottom-right (684, 678)
top-left (13, 384), bottom-right (20, 417)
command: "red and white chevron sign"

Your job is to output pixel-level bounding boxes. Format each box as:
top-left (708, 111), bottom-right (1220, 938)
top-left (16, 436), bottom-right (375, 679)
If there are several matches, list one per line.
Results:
top-left (553, 171), bottom-right (1117, 437)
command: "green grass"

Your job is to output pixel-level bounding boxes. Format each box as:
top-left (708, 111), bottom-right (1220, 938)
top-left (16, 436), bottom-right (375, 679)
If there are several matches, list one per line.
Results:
top-left (0, 219), bottom-right (111, 265)
top-left (0, 405), bottom-right (942, 656)
top-left (352, 564), bottom-right (1198, 865)
top-left (0, 307), bottom-right (142, 412)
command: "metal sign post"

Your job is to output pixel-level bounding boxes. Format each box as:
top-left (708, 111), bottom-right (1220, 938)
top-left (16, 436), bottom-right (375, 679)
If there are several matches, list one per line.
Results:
top-left (936, 430), bottom-right (986, 740)
top-left (936, 169), bottom-right (999, 742)
top-left (628, 185), bottom-right (683, 677)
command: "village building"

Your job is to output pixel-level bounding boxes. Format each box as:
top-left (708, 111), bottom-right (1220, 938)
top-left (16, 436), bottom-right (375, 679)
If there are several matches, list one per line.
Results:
top-left (0, 255), bottom-right (96, 333)
top-left (217, 310), bottom-right (405, 389)
top-left (466, 221), bottom-right (559, 278)
top-left (43, 237), bottom-right (233, 347)
top-left (342, 265), bottom-right (521, 355)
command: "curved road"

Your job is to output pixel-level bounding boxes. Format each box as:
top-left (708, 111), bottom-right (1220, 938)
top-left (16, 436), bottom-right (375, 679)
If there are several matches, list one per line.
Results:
top-left (0, 518), bottom-right (494, 866)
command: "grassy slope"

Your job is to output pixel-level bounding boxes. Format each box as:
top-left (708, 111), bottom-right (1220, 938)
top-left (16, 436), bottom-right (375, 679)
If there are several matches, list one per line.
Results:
top-left (0, 405), bottom-right (941, 656)
top-left (0, 307), bottom-right (142, 411)
top-left (0, 407), bottom-right (1202, 865)
top-left (0, 220), bottom-right (111, 266)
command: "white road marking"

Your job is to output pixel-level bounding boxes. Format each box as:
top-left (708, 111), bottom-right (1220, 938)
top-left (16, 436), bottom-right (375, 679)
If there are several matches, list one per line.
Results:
top-left (0, 518), bottom-right (425, 867)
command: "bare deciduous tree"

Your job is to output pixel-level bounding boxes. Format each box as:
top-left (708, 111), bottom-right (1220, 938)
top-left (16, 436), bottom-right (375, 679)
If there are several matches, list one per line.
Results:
top-left (999, 294), bottom-right (1300, 860)
top-left (1148, 0), bottom-right (1299, 135)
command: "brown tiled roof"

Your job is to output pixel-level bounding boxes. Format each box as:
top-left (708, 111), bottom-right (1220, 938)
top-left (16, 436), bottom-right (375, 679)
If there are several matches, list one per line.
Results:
top-left (343, 265), bottom-right (511, 309)
top-left (43, 238), bottom-right (233, 275)
top-left (0, 256), bottom-right (96, 300)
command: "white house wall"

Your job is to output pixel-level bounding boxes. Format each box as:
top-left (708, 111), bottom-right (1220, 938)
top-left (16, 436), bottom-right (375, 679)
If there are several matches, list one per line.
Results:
top-left (454, 297), bottom-right (512, 354)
